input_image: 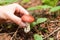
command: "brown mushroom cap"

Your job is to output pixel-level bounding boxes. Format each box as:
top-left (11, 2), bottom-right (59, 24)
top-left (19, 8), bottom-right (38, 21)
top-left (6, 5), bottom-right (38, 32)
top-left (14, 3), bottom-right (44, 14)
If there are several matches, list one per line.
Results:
top-left (21, 15), bottom-right (34, 23)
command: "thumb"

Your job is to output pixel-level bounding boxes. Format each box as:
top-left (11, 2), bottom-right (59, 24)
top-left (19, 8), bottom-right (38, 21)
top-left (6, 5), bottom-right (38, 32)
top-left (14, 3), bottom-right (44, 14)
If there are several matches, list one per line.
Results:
top-left (7, 14), bottom-right (26, 28)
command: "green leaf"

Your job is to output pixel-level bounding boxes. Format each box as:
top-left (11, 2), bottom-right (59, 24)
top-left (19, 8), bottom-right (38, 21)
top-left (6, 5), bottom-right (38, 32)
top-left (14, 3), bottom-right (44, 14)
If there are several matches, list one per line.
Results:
top-left (34, 34), bottom-right (43, 40)
top-left (0, 0), bottom-right (17, 5)
top-left (49, 38), bottom-right (54, 40)
top-left (22, 0), bottom-right (30, 3)
top-left (30, 22), bottom-right (36, 28)
top-left (41, 5), bottom-right (52, 9)
top-left (30, 18), bottom-right (47, 28)
top-left (36, 18), bottom-right (47, 24)
top-left (42, 0), bottom-right (50, 4)
top-left (49, 6), bottom-right (60, 12)
top-left (27, 5), bottom-right (52, 10)
top-left (42, 0), bottom-right (59, 7)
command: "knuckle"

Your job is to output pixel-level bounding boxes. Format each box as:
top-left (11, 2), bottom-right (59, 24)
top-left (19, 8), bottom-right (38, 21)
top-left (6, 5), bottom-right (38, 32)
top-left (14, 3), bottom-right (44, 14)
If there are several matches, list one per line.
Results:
top-left (13, 3), bottom-right (19, 6)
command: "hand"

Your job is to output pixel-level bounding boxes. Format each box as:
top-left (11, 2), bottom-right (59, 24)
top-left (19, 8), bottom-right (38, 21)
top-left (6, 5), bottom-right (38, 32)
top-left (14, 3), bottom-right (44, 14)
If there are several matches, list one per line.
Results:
top-left (0, 3), bottom-right (29, 28)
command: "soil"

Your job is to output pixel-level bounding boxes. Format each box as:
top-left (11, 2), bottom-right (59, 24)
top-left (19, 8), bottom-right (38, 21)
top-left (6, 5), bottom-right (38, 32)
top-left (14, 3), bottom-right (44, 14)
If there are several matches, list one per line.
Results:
top-left (0, 0), bottom-right (60, 40)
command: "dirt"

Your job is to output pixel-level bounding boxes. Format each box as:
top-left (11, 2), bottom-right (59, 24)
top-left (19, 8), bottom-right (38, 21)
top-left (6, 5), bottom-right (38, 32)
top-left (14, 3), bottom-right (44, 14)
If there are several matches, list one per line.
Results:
top-left (0, 0), bottom-right (60, 40)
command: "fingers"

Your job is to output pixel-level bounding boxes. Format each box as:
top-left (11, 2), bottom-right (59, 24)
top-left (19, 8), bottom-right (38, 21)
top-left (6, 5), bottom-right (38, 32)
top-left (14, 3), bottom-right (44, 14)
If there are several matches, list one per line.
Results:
top-left (6, 13), bottom-right (26, 28)
top-left (0, 3), bottom-right (29, 28)
top-left (15, 3), bottom-right (29, 15)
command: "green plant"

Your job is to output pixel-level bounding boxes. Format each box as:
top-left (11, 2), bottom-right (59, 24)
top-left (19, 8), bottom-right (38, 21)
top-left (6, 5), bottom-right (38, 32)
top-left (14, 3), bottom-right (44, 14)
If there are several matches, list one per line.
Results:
top-left (30, 18), bottom-right (47, 28)
top-left (42, 0), bottom-right (59, 7)
top-left (27, 5), bottom-right (52, 10)
top-left (49, 38), bottom-right (54, 40)
top-left (0, 0), bottom-right (17, 5)
top-left (21, 0), bottom-right (30, 4)
top-left (49, 6), bottom-right (60, 12)
top-left (27, 0), bottom-right (60, 13)
top-left (34, 34), bottom-right (43, 40)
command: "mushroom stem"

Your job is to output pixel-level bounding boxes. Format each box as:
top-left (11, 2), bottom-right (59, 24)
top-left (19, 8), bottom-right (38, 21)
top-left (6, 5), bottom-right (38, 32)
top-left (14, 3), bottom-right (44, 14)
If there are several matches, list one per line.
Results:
top-left (24, 22), bottom-right (30, 33)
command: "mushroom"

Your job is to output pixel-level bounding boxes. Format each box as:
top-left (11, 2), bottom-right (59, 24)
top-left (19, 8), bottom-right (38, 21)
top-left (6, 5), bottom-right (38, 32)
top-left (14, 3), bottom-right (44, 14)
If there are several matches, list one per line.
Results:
top-left (21, 15), bottom-right (34, 23)
top-left (21, 15), bottom-right (34, 33)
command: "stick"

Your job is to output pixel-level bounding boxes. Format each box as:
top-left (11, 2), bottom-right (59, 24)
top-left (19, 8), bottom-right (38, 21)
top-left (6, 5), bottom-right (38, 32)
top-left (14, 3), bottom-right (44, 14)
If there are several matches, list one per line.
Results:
top-left (10, 27), bottom-right (20, 40)
top-left (44, 27), bottom-right (60, 39)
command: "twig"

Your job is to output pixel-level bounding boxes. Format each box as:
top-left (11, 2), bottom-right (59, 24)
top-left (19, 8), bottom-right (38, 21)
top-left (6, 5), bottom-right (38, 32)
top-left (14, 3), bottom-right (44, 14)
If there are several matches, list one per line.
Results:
top-left (49, 21), bottom-right (60, 22)
top-left (0, 32), bottom-right (14, 35)
top-left (44, 27), bottom-right (60, 39)
top-left (10, 27), bottom-right (20, 40)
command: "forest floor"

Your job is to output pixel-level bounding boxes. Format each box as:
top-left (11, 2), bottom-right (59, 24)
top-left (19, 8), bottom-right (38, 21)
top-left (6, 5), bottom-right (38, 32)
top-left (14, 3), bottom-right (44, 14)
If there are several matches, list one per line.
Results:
top-left (0, 0), bottom-right (60, 40)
